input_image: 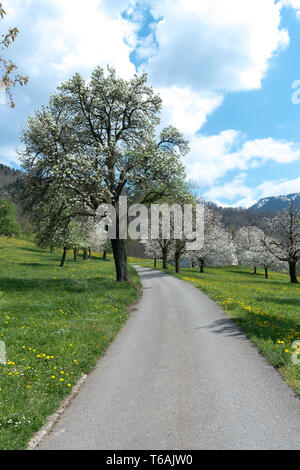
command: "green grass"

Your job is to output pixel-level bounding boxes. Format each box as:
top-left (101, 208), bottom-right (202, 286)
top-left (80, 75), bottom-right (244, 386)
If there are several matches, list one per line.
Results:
top-left (129, 257), bottom-right (300, 396)
top-left (0, 237), bottom-right (141, 450)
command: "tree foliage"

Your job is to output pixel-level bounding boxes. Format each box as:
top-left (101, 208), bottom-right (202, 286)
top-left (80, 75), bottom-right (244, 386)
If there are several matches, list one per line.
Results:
top-left (235, 226), bottom-right (285, 278)
top-left (185, 206), bottom-right (233, 272)
top-left (20, 66), bottom-right (189, 281)
top-left (0, 3), bottom-right (28, 107)
top-left (261, 203), bottom-right (300, 283)
top-left (0, 198), bottom-right (20, 236)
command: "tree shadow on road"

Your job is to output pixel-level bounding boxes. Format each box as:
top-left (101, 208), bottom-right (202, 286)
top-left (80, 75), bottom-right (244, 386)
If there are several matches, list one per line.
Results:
top-left (197, 318), bottom-right (247, 339)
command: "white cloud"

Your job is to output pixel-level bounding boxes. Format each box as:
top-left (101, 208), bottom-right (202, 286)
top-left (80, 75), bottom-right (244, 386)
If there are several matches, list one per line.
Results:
top-left (256, 177), bottom-right (300, 198)
top-left (185, 131), bottom-right (300, 185)
top-left (2, 0), bottom-right (138, 80)
top-left (157, 87), bottom-right (223, 135)
top-left (1, 0), bottom-right (299, 205)
top-left (42, 0), bottom-right (138, 78)
top-left (185, 130), bottom-right (242, 185)
top-left (0, 146), bottom-right (21, 166)
top-left (241, 138), bottom-right (300, 164)
top-left (204, 173), bottom-right (258, 208)
top-left (143, 0), bottom-right (289, 92)
top-left (204, 174), bottom-right (300, 208)
top-left (136, 0), bottom-right (292, 161)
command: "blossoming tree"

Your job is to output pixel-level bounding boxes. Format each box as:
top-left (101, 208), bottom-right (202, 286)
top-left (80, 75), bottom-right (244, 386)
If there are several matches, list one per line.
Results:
top-left (20, 66), bottom-right (188, 281)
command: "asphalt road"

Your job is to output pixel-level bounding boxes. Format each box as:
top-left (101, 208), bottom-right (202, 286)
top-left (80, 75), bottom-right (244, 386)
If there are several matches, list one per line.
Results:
top-left (39, 267), bottom-right (300, 450)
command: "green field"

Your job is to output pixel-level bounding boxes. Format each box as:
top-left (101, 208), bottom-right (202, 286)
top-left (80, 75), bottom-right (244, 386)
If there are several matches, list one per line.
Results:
top-left (129, 258), bottom-right (300, 395)
top-left (0, 237), bottom-right (140, 450)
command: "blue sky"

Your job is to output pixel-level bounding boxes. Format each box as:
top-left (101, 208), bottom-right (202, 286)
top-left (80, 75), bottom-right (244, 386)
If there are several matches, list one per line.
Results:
top-left (1, 0), bottom-right (300, 207)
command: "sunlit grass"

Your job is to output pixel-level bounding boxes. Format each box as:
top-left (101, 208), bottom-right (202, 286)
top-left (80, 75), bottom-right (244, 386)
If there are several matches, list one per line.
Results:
top-left (0, 237), bottom-right (140, 450)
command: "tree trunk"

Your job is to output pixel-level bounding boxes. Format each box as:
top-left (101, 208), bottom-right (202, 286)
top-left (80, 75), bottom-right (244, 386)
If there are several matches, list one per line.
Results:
top-left (289, 260), bottom-right (299, 284)
top-left (264, 266), bottom-right (268, 279)
top-left (50, 246), bottom-right (54, 254)
top-left (103, 250), bottom-right (107, 260)
top-left (111, 239), bottom-right (130, 282)
top-left (175, 253), bottom-right (180, 274)
top-left (199, 259), bottom-right (205, 273)
top-left (154, 256), bottom-right (157, 268)
top-left (73, 249), bottom-right (78, 262)
top-left (162, 248), bottom-right (168, 270)
top-left (60, 247), bottom-right (67, 267)
top-left (83, 249), bottom-right (88, 260)
top-left (88, 247), bottom-right (92, 259)
top-left (254, 266), bottom-right (257, 275)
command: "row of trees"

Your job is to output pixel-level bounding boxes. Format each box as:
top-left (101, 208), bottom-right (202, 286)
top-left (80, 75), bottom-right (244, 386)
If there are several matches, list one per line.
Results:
top-left (12, 63), bottom-right (298, 284)
top-left (35, 215), bottom-right (110, 267)
top-left (143, 203), bottom-right (300, 284)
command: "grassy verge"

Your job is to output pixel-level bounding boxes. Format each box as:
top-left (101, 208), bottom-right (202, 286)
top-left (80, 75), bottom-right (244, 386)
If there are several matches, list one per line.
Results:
top-left (129, 258), bottom-right (300, 396)
top-left (0, 237), bottom-right (141, 450)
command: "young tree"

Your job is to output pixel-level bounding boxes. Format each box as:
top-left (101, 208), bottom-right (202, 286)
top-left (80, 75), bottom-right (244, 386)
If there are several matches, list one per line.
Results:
top-left (20, 66), bottom-right (189, 281)
top-left (142, 218), bottom-right (173, 270)
top-left (261, 203), bottom-right (300, 284)
top-left (185, 207), bottom-right (232, 272)
top-left (236, 226), bottom-right (285, 278)
top-left (235, 226), bottom-right (263, 274)
top-left (257, 241), bottom-right (286, 279)
top-left (87, 218), bottom-right (110, 260)
top-left (0, 198), bottom-right (20, 236)
top-left (142, 190), bottom-right (195, 271)
top-left (142, 238), bottom-right (162, 268)
top-left (0, 3), bottom-right (28, 107)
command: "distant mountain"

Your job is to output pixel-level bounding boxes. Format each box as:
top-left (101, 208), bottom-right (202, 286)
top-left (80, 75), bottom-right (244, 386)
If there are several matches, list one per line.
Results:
top-left (251, 193), bottom-right (300, 212)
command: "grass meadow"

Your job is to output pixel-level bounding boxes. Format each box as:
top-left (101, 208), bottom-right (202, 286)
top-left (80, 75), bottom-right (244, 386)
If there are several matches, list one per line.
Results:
top-left (0, 237), bottom-right (140, 450)
top-left (129, 257), bottom-right (300, 396)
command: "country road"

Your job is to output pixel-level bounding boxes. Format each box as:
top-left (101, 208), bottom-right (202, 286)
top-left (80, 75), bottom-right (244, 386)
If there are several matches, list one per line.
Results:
top-left (38, 267), bottom-right (300, 450)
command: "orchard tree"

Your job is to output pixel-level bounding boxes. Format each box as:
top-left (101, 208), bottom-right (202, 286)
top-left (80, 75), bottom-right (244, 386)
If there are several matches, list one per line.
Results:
top-left (0, 3), bottom-right (28, 107)
top-left (36, 219), bottom-right (88, 267)
top-left (142, 189), bottom-right (196, 271)
top-left (21, 181), bottom-right (87, 254)
top-left (20, 66), bottom-right (189, 281)
top-left (261, 203), bottom-right (300, 284)
top-left (185, 207), bottom-right (232, 272)
top-left (142, 217), bottom-right (173, 270)
top-left (236, 226), bottom-right (285, 278)
top-left (142, 238), bottom-right (162, 268)
top-left (173, 238), bottom-right (188, 274)
top-left (235, 226), bottom-right (263, 274)
top-left (87, 218), bottom-right (110, 260)
top-left (0, 198), bottom-right (20, 236)
top-left (257, 239), bottom-right (286, 279)
top-left (25, 186), bottom-right (88, 265)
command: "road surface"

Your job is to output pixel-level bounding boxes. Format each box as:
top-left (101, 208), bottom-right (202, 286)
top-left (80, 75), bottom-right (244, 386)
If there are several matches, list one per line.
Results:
top-left (39, 267), bottom-right (300, 450)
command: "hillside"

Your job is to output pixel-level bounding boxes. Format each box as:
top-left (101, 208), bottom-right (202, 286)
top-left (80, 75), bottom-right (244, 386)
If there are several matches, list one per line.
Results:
top-left (251, 193), bottom-right (300, 212)
top-left (0, 164), bottom-right (21, 190)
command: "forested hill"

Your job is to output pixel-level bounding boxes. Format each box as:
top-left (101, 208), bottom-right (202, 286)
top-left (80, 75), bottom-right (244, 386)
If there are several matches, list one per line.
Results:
top-left (215, 205), bottom-right (274, 231)
top-left (0, 164), bottom-right (21, 190)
